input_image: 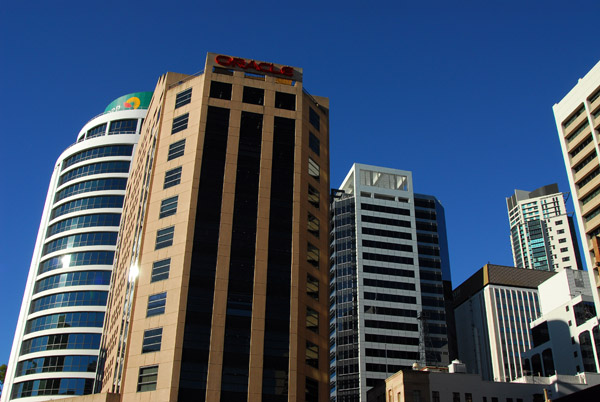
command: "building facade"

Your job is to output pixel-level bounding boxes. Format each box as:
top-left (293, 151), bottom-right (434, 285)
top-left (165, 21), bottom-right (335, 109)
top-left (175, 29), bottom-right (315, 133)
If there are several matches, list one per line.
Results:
top-left (2, 93), bottom-right (150, 402)
top-left (523, 268), bottom-right (600, 376)
top-left (453, 264), bottom-right (555, 382)
top-left (329, 164), bottom-right (454, 402)
top-left (506, 184), bottom-right (582, 271)
top-left (554, 60), bottom-right (600, 311)
top-left (95, 53), bottom-right (330, 402)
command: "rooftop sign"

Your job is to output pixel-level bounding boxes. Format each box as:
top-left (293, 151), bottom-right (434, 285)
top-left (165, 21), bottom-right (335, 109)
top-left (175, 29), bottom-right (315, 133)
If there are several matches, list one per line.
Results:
top-left (207, 52), bottom-right (302, 82)
top-left (104, 92), bottom-right (153, 113)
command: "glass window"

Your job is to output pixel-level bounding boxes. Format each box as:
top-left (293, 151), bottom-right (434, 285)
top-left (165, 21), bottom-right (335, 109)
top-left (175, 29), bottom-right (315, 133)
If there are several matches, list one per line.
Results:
top-left (209, 81), bottom-right (232, 100)
top-left (147, 293), bottom-right (167, 317)
top-left (163, 167), bottom-right (182, 189)
top-left (305, 377), bottom-right (318, 402)
top-left (151, 258), bottom-right (170, 283)
top-left (11, 378), bottom-right (93, 398)
top-left (55, 178), bottom-right (127, 202)
top-left (142, 328), bottom-right (163, 353)
top-left (175, 88), bottom-right (192, 109)
top-left (306, 341), bottom-right (319, 368)
top-left (307, 274), bottom-right (319, 300)
top-left (155, 227), bottom-right (174, 250)
top-left (38, 251), bottom-right (115, 275)
top-left (308, 158), bottom-right (320, 181)
top-left (308, 213), bottom-right (320, 238)
top-left (51, 195), bottom-right (124, 220)
top-left (308, 184), bottom-right (319, 209)
top-left (308, 132), bottom-right (320, 156)
top-left (42, 232), bottom-right (118, 256)
top-left (62, 145), bottom-right (133, 170)
top-left (59, 161), bottom-right (131, 185)
top-left (306, 306), bottom-right (319, 333)
top-left (243, 86), bottom-right (264, 105)
top-left (20, 333), bottom-right (101, 355)
top-left (34, 271), bottom-right (111, 293)
top-left (307, 243), bottom-right (319, 268)
top-left (275, 91), bottom-right (295, 110)
top-left (168, 139), bottom-right (186, 161)
top-left (172, 113), bottom-right (189, 134)
top-left (432, 391), bottom-right (440, 402)
top-left (109, 119), bottom-right (137, 135)
top-left (30, 291), bottom-right (108, 313)
top-left (86, 123), bottom-right (107, 139)
top-left (159, 196), bottom-right (178, 219)
top-left (137, 365), bottom-right (158, 392)
top-left (25, 312), bottom-right (104, 334)
top-left (309, 108), bottom-right (320, 131)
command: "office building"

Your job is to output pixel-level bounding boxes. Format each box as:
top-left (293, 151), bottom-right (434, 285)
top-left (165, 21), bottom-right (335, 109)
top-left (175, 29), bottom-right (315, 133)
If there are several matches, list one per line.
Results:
top-left (523, 268), bottom-right (599, 376)
top-left (554, 60), bottom-right (600, 310)
top-left (329, 164), bottom-right (454, 402)
top-left (506, 184), bottom-right (582, 271)
top-left (3, 93), bottom-right (150, 401)
top-left (95, 53), bottom-right (330, 402)
top-left (453, 264), bottom-right (555, 382)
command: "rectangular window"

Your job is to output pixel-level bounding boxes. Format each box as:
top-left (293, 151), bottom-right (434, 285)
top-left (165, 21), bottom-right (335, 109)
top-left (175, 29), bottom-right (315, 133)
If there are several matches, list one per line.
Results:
top-left (308, 158), bottom-right (320, 181)
top-left (307, 243), bottom-right (319, 268)
top-left (306, 306), bottom-right (319, 333)
top-left (309, 107), bottom-right (320, 131)
top-left (155, 226), bottom-right (174, 250)
top-left (309, 132), bottom-right (320, 156)
top-left (306, 341), bottom-right (319, 369)
top-left (175, 88), bottom-right (192, 109)
top-left (307, 274), bottom-right (319, 300)
top-left (275, 91), bottom-right (295, 110)
top-left (308, 213), bottom-right (320, 238)
top-left (432, 391), bottom-right (440, 402)
top-left (147, 292), bottom-right (167, 317)
top-left (151, 258), bottom-right (170, 282)
top-left (562, 257), bottom-right (570, 262)
top-left (453, 392), bottom-right (461, 402)
top-left (243, 86), bottom-right (264, 105)
top-left (466, 393), bottom-right (473, 402)
top-left (559, 238), bottom-right (567, 243)
top-left (159, 196), bottom-right (178, 218)
top-left (305, 377), bottom-right (318, 402)
top-left (413, 390), bottom-right (422, 402)
top-left (109, 119), bottom-right (137, 135)
top-left (308, 184), bottom-right (319, 209)
top-left (560, 247), bottom-right (568, 252)
top-left (171, 113), bottom-right (189, 134)
top-left (557, 229), bottom-right (565, 234)
top-left (209, 81), bottom-right (232, 100)
top-left (137, 365), bottom-right (158, 392)
top-left (167, 139), bottom-right (186, 161)
top-left (142, 328), bottom-right (163, 353)
top-left (163, 167), bottom-right (182, 189)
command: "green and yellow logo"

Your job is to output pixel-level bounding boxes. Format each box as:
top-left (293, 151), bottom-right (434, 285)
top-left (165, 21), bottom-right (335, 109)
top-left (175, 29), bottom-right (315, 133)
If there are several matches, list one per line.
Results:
top-left (104, 92), bottom-right (152, 113)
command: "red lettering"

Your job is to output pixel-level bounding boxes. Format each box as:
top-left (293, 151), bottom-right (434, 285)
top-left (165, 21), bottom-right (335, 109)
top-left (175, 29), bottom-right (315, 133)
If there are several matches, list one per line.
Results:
top-left (270, 64), bottom-right (281, 74)
top-left (245, 60), bottom-right (260, 71)
top-left (233, 58), bottom-right (246, 68)
top-left (215, 55), bottom-right (233, 66)
top-left (258, 62), bottom-right (272, 73)
top-left (280, 66), bottom-right (294, 77)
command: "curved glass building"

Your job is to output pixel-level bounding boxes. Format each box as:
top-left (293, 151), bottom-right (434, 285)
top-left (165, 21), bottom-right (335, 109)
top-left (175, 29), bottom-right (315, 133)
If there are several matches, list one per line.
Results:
top-left (2, 93), bottom-right (151, 401)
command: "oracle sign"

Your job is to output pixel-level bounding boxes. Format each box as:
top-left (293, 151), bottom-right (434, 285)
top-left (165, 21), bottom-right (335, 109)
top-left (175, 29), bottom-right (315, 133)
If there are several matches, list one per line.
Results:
top-left (214, 55), bottom-right (294, 77)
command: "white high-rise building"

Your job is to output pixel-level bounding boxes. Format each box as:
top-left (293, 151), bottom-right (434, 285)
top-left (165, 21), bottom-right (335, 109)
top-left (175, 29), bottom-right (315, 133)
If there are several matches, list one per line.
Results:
top-left (329, 164), bottom-right (454, 402)
top-left (554, 60), bottom-right (600, 313)
top-left (2, 93), bottom-right (150, 401)
top-left (506, 184), bottom-right (582, 271)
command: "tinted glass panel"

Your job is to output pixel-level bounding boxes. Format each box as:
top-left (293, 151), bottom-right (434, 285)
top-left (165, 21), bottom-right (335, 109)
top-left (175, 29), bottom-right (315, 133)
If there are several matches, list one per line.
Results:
top-left (172, 113), bottom-right (189, 134)
top-left (159, 196), bottom-right (178, 218)
top-left (164, 167), bottom-right (182, 189)
top-left (210, 81), bottom-right (232, 100)
top-left (151, 258), bottom-right (170, 282)
top-left (109, 119), bottom-right (137, 134)
top-left (242, 86), bottom-right (264, 105)
top-left (308, 132), bottom-right (320, 156)
top-left (168, 139), bottom-right (186, 161)
top-left (175, 88), bottom-right (192, 108)
top-left (275, 91), bottom-right (295, 110)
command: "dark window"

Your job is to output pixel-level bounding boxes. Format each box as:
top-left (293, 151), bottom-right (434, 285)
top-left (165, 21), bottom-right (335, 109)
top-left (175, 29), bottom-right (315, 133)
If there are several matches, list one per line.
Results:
top-left (574, 301), bottom-right (597, 326)
top-left (308, 158), bottom-right (320, 181)
top-left (209, 81), bottom-right (232, 100)
top-left (542, 348), bottom-right (555, 376)
top-left (86, 123), bottom-right (107, 139)
top-left (432, 391), bottom-right (440, 402)
top-left (137, 365), bottom-right (158, 392)
top-left (59, 161), bottom-right (130, 185)
top-left (363, 252), bottom-right (413, 265)
top-left (308, 213), bottom-right (320, 238)
top-left (159, 196), bottom-right (178, 218)
top-left (307, 274), bottom-right (319, 300)
top-left (34, 271), bottom-right (111, 293)
top-left (62, 145), bottom-right (133, 170)
top-left (11, 378), bottom-right (93, 399)
top-left (30, 291), bottom-right (108, 313)
top-left (306, 341), bottom-right (319, 368)
top-left (168, 139), bottom-right (186, 161)
top-left (362, 214), bottom-right (411, 228)
top-left (362, 239), bottom-right (412, 252)
top-left (163, 167), bottom-right (182, 189)
top-left (15, 354), bottom-right (98, 376)
top-left (109, 119), bottom-right (137, 134)
top-left (175, 88), bottom-right (192, 108)
top-left (309, 132), bottom-right (320, 156)
top-left (308, 184), bottom-right (319, 209)
top-left (151, 259), bottom-right (170, 283)
top-left (309, 108), bottom-right (320, 131)
top-left (25, 312), bottom-right (104, 334)
top-left (363, 227), bottom-right (412, 240)
top-left (42, 232), bottom-right (118, 256)
top-left (243, 86), bottom-right (264, 105)
top-left (363, 278), bottom-right (415, 292)
top-left (172, 113), bottom-right (189, 134)
top-left (307, 242), bottom-right (319, 268)
top-left (453, 392), bottom-right (461, 402)
top-left (275, 91), bottom-right (295, 110)
top-left (20, 333), bottom-right (101, 355)
top-left (142, 328), bottom-right (163, 353)
top-left (306, 377), bottom-right (319, 402)
top-left (55, 178), bottom-right (127, 202)
top-left (155, 227), bottom-right (174, 250)
top-left (361, 203), bottom-right (410, 216)
top-left (579, 331), bottom-right (598, 372)
top-left (147, 293), bottom-right (166, 317)
top-left (307, 307), bottom-right (319, 333)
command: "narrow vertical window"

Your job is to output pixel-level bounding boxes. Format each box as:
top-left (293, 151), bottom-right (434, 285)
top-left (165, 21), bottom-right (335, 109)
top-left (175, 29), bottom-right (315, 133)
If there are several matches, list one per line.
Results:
top-left (308, 213), bottom-right (320, 238)
top-left (307, 243), bottom-right (319, 268)
top-left (307, 274), bottom-right (319, 300)
top-left (308, 158), bottom-right (320, 181)
top-left (308, 184), bottom-right (319, 209)
top-left (306, 307), bottom-right (319, 333)
top-left (309, 108), bottom-right (320, 131)
top-left (306, 341), bottom-right (319, 368)
top-left (308, 132), bottom-right (320, 156)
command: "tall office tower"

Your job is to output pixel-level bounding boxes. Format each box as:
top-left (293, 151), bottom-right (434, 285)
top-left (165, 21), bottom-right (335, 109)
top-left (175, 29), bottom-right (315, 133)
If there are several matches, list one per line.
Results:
top-left (506, 183), bottom-right (582, 272)
top-left (329, 164), bottom-right (454, 402)
top-left (554, 60), bottom-right (600, 312)
top-left (2, 93), bottom-right (150, 402)
top-left (453, 264), bottom-right (555, 382)
top-left (95, 53), bottom-right (330, 402)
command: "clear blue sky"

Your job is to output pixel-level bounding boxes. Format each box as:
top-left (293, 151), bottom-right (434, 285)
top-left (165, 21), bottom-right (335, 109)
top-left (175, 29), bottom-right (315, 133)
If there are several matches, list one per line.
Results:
top-left (1, 1), bottom-right (599, 366)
